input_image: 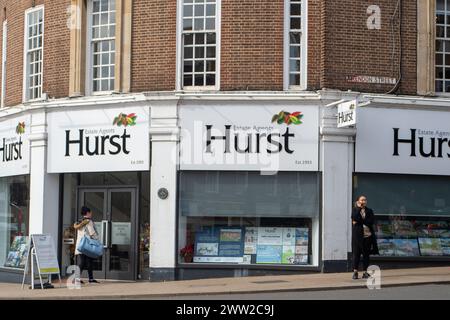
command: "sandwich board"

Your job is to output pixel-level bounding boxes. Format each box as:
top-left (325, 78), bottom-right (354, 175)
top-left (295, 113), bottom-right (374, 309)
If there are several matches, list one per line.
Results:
top-left (21, 234), bottom-right (61, 290)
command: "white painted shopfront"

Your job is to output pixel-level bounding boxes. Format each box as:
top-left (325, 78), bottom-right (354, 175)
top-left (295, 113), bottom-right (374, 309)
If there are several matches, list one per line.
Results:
top-left (1, 92), bottom-right (448, 283)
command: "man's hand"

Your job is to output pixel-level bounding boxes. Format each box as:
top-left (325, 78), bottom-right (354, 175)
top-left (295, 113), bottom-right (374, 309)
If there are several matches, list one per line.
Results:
top-left (352, 220), bottom-right (357, 225)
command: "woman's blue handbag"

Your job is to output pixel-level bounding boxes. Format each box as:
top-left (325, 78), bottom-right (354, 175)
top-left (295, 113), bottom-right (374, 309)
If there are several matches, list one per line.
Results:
top-left (77, 235), bottom-right (104, 258)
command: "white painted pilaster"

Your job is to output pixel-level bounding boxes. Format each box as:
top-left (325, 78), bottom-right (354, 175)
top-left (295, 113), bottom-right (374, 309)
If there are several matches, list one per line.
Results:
top-left (28, 110), bottom-right (59, 239)
top-left (148, 98), bottom-right (180, 280)
top-left (320, 104), bottom-right (356, 271)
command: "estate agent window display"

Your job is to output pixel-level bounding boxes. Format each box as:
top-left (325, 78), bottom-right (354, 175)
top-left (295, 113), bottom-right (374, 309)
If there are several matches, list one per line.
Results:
top-left (178, 171), bottom-right (319, 267)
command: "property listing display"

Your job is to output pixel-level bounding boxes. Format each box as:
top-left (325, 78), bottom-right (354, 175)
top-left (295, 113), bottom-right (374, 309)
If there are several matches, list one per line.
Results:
top-left (192, 226), bottom-right (309, 265)
top-left (4, 236), bottom-right (28, 268)
top-left (376, 218), bottom-right (450, 257)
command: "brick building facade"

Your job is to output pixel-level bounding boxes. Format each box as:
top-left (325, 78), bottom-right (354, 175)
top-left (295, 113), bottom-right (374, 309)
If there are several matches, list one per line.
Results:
top-left (0, 0), bottom-right (431, 106)
top-left (0, 1), bottom-right (449, 283)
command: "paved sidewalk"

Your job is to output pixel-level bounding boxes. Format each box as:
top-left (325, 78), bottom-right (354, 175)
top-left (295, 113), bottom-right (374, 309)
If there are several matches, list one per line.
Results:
top-left (0, 267), bottom-right (449, 300)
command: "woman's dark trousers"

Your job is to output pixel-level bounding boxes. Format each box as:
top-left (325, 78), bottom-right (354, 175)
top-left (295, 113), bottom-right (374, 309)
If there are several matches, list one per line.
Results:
top-left (352, 236), bottom-right (372, 271)
top-left (77, 254), bottom-right (94, 280)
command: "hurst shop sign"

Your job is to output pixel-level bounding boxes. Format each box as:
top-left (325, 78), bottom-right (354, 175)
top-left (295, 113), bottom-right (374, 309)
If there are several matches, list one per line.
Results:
top-left (47, 107), bottom-right (149, 173)
top-left (337, 100), bottom-right (357, 128)
top-left (356, 107), bottom-right (450, 176)
top-left (0, 116), bottom-right (30, 177)
top-left (180, 105), bottom-right (319, 171)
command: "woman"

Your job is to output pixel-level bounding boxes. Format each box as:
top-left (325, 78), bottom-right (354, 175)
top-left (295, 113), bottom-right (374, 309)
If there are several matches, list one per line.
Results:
top-left (351, 195), bottom-right (379, 280)
top-left (74, 206), bottom-right (100, 284)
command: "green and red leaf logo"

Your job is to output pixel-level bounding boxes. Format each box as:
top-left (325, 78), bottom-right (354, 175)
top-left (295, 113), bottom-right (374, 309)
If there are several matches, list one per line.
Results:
top-left (16, 122), bottom-right (25, 135)
top-left (113, 113), bottom-right (137, 127)
top-left (271, 111), bottom-right (303, 125)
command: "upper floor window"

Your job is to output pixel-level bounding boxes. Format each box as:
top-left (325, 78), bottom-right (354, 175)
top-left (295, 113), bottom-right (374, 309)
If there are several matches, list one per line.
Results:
top-left (284, 0), bottom-right (307, 90)
top-left (88, 0), bottom-right (116, 94)
top-left (181, 0), bottom-right (218, 89)
top-left (24, 6), bottom-right (44, 101)
top-left (436, 0), bottom-right (450, 93)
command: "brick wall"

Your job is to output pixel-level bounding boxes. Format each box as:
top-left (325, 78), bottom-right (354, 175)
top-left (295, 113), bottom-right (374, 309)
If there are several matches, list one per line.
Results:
top-left (0, 0), bottom-right (422, 107)
top-left (43, 0), bottom-right (71, 99)
top-left (1, 0), bottom-right (44, 107)
top-left (0, 0), bottom-right (70, 108)
top-left (130, 0), bottom-right (177, 92)
top-left (221, 0), bottom-right (284, 91)
top-left (321, 0), bottom-right (417, 95)
top-left (307, 0), bottom-right (323, 90)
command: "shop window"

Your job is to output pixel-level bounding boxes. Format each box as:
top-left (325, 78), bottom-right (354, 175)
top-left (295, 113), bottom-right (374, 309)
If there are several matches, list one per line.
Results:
top-left (0, 175), bottom-right (30, 269)
top-left (178, 171), bottom-right (319, 266)
top-left (354, 173), bottom-right (450, 257)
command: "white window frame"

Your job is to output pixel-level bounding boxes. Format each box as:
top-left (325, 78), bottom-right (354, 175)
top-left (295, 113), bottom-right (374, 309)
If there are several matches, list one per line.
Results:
top-left (86, 0), bottom-right (116, 96)
top-left (176, 0), bottom-right (221, 91)
top-left (22, 5), bottom-right (45, 102)
top-left (435, 0), bottom-right (450, 96)
top-left (1, 20), bottom-right (7, 108)
top-left (283, 0), bottom-right (307, 91)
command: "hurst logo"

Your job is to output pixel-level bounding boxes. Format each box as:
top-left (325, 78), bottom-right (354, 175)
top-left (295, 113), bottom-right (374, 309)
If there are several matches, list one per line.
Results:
top-left (393, 128), bottom-right (450, 158)
top-left (0, 122), bottom-right (26, 163)
top-left (64, 113), bottom-right (138, 157)
top-left (271, 111), bottom-right (303, 125)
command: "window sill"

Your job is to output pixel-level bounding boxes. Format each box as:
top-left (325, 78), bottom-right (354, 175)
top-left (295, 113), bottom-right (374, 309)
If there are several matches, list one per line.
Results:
top-left (285, 86), bottom-right (307, 92)
top-left (0, 266), bottom-right (25, 274)
top-left (23, 97), bottom-right (46, 104)
top-left (372, 256), bottom-right (450, 262)
top-left (177, 262), bottom-right (320, 271)
top-left (91, 91), bottom-right (115, 96)
top-left (181, 86), bottom-right (218, 92)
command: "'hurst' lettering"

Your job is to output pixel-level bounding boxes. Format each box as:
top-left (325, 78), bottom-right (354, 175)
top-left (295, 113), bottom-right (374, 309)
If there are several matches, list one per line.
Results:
top-left (393, 128), bottom-right (450, 158)
top-left (0, 138), bottom-right (23, 162)
top-left (65, 129), bottom-right (131, 157)
top-left (205, 125), bottom-right (295, 154)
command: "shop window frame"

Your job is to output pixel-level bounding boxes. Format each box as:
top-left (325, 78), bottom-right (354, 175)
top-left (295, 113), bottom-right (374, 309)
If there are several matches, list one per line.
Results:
top-left (352, 172), bottom-right (450, 262)
top-left (175, 170), bottom-right (323, 271)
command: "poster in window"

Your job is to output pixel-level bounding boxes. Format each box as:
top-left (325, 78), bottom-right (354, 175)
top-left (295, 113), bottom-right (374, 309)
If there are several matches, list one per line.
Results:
top-left (392, 239), bottom-right (420, 257)
top-left (256, 245), bottom-right (282, 264)
top-left (281, 245), bottom-right (295, 264)
top-left (418, 238), bottom-right (443, 256)
top-left (294, 254), bottom-right (308, 264)
top-left (4, 236), bottom-right (28, 268)
top-left (295, 228), bottom-right (309, 246)
top-left (282, 228), bottom-right (296, 246)
top-left (257, 227), bottom-right (283, 246)
top-left (218, 228), bottom-right (244, 257)
top-left (244, 227), bottom-right (258, 255)
top-left (440, 238), bottom-right (450, 256)
top-left (377, 238), bottom-right (395, 256)
top-left (295, 246), bottom-right (308, 255)
top-left (196, 243), bottom-right (219, 256)
top-left (194, 227), bottom-right (220, 257)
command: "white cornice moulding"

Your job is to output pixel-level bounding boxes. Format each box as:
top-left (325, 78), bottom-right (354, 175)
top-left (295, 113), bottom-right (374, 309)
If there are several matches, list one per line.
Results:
top-left (320, 127), bottom-right (356, 137)
top-left (28, 132), bottom-right (48, 142)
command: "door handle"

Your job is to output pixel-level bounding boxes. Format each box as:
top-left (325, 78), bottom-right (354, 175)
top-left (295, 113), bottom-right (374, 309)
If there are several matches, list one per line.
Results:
top-left (101, 220), bottom-right (108, 248)
top-left (106, 220), bottom-right (111, 249)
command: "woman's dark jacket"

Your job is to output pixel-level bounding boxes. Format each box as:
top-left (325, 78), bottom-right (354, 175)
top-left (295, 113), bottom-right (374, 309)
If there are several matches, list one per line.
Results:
top-left (351, 206), bottom-right (379, 255)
